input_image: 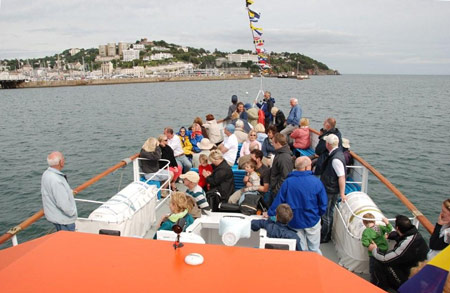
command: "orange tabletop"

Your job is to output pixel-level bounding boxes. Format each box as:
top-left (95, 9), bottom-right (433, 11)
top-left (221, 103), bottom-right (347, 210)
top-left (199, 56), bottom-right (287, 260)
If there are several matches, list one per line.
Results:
top-left (0, 231), bottom-right (383, 292)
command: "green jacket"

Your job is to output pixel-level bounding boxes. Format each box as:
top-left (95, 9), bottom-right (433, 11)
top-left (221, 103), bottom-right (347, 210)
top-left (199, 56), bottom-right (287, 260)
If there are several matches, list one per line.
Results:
top-left (361, 223), bottom-right (393, 256)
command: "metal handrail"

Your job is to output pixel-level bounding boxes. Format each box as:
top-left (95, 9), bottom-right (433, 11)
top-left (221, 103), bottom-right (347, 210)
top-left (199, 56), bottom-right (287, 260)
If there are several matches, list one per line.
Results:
top-left (309, 128), bottom-right (433, 234)
top-left (0, 153), bottom-right (140, 246)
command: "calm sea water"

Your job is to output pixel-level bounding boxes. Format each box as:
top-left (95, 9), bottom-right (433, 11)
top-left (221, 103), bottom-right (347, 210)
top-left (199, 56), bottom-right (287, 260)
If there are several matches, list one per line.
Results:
top-left (1, 75), bottom-right (449, 249)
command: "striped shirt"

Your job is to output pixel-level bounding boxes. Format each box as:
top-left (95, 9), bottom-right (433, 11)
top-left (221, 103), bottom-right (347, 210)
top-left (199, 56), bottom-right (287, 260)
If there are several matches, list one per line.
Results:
top-left (186, 185), bottom-right (209, 209)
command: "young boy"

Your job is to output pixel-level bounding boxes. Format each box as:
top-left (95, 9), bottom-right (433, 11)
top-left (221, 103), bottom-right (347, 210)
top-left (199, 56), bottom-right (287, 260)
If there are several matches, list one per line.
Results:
top-left (361, 213), bottom-right (393, 283)
top-left (198, 154), bottom-right (212, 190)
top-left (251, 203), bottom-right (302, 251)
top-left (228, 160), bottom-right (260, 204)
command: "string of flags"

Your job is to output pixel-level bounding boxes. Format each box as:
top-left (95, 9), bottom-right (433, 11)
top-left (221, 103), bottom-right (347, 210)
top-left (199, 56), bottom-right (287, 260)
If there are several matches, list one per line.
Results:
top-left (246, 0), bottom-right (270, 71)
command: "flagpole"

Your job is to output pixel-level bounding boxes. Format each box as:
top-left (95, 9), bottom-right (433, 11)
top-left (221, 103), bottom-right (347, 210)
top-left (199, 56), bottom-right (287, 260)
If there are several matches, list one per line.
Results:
top-left (245, 1), bottom-right (265, 105)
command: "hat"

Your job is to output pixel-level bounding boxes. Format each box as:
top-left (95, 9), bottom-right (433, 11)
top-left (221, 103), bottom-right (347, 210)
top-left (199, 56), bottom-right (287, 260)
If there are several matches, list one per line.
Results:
top-left (231, 95), bottom-right (238, 103)
top-left (180, 171), bottom-right (200, 184)
top-left (342, 138), bottom-right (350, 149)
top-left (225, 124), bottom-right (235, 133)
top-left (198, 138), bottom-right (214, 150)
top-left (244, 103), bottom-right (252, 110)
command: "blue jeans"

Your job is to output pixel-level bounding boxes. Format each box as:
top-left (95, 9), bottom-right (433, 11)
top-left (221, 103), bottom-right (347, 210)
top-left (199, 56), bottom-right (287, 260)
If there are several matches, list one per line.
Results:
top-left (175, 155), bottom-right (192, 173)
top-left (296, 220), bottom-right (322, 255)
top-left (54, 223), bottom-right (76, 231)
top-left (320, 192), bottom-right (338, 243)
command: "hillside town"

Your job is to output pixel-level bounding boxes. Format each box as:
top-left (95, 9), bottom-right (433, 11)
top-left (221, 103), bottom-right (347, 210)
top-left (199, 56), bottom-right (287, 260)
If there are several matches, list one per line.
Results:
top-left (0, 38), bottom-right (337, 88)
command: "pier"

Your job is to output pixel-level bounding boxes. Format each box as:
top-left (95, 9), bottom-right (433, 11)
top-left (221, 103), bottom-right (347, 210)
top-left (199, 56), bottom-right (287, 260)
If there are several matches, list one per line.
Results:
top-left (0, 77), bottom-right (27, 89)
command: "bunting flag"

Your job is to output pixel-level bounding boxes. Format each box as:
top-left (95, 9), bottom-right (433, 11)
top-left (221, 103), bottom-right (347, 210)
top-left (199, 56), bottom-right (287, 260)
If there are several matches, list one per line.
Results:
top-left (250, 24), bottom-right (263, 36)
top-left (256, 48), bottom-right (266, 54)
top-left (248, 8), bottom-right (260, 22)
top-left (246, 0), bottom-right (271, 72)
top-left (398, 246), bottom-right (450, 293)
top-left (253, 37), bottom-right (264, 46)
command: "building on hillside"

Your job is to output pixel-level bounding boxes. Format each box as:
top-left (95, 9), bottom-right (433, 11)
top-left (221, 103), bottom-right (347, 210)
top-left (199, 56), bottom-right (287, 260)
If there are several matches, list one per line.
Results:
top-left (133, 44), bottom-right (145, 51)
top-left (151, 46), bottom-right (170, 52)
top-left (101, 62), bottom-right (114, 76)
top-left (227, 53), bottom-right (258, 63)
top-left (140, 38), bottom-right (154, 46)
top-left (150, 53), bottom-right (173, 61)
top-left (215, 57), bottom-right (228, 67)
top-left (107, 43), bottom-right (116, 57)
top-left (118, 42), bottom-right (129, 56)
top-left (70, 48), bottom-right (81, 56)
top-left (96, 56), bottom-right (119, 62)
top-left (119, 66), bottom-right (144, 78)
top-left (123, 49), bottom-right (140, 62)
top-left (145, 62), bottom-right (193, 76)
top-left (99, 45), bottom-right (107, 57)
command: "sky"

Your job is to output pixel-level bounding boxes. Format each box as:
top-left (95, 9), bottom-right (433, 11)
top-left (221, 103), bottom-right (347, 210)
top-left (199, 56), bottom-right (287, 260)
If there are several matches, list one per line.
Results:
top-left (1, 0), bottom-right (450, 75)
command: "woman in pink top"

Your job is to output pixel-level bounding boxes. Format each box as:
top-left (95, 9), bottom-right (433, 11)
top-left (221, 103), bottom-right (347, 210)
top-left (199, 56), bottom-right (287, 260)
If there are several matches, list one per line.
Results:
top-left (240, 130), bottom-right (262, 157)
top-left (290, 118), bottom-right (311, 150)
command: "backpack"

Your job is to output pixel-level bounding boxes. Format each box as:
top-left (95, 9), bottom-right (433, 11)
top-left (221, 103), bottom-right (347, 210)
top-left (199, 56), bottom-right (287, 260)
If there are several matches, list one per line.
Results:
top-left (239, 191), bottom-right (264, 215)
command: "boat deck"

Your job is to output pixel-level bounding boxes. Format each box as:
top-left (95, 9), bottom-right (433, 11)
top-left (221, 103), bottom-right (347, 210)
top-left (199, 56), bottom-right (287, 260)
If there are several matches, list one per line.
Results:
top-left (145, 183), bottom-right (371, 282)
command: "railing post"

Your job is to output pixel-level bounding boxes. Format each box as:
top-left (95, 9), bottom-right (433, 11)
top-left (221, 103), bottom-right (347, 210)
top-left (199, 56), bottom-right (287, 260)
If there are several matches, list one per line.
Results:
top-left (133, 158), bottom-right (140, 182)
top-left (361, 167), bottom-right (369, 194)
top-left (12, 235), bottom-right (18, 246)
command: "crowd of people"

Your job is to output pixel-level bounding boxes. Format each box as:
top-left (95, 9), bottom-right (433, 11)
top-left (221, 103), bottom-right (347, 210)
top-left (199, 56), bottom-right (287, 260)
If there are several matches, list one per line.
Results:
top-left (41, 91), bottom-right (449, 292)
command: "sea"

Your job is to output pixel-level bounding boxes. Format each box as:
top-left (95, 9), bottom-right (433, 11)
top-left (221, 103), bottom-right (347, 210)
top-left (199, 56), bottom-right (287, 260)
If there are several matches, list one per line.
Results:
top-left (1, 74), bottom-right (449, 249)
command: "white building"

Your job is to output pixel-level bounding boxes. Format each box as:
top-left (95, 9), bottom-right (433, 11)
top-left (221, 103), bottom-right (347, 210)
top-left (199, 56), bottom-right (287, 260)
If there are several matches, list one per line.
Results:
top-left (151, 46), bottom-right (170, 52)
top-left (70, 48), bottom-right (80, 56)
top-left (150, 53), bottom-right (173, 61)
top-left (119, 66), bottom-right (145, 77)
top-left (123, 49), bottom-right (140, 62)
top-left (133, 44), bottom-right (145, 51)
top-left (101, 62), bottom-right (114, 76)
top-left (227, 53), bottom-right (258, 63)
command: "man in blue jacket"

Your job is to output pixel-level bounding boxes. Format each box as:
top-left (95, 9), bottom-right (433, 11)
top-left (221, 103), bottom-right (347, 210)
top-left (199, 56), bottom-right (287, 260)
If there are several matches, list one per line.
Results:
top-left (280, 98), bottom-right (302, 138)
top-left (268, 156), bottom-right (327, 254)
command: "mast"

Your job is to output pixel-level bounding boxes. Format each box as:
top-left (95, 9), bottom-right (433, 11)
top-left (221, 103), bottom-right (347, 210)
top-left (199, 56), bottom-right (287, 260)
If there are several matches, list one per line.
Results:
top-left (245, 0), bottom-right (270, 104)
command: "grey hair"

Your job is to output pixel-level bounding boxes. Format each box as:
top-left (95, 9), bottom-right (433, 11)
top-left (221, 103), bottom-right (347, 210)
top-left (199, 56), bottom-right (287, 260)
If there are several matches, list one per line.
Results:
top-left (290, 98), bottom-right (298, 105)
top-left (47, 152), bottom-right (62, 166)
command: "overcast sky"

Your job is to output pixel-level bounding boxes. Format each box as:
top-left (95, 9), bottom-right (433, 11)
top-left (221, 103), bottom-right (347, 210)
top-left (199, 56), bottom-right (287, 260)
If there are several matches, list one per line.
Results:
top-left (1, 0), bottom-right (450, 74)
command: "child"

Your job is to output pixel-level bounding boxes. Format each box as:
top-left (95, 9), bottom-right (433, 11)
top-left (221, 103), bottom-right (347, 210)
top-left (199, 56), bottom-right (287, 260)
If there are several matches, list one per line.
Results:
top-left (198, 154), bottom-right (212, 190)
top-left (228, 160), bottom-right (261, 204)
top-left (251, 203), bottom-right (302, 251)
top-left (361, 213), bottom-right (393, 283)
top-left (153, 192), bottom-right (194, 239)
top-left (290, 117), bottom-right (311, 157)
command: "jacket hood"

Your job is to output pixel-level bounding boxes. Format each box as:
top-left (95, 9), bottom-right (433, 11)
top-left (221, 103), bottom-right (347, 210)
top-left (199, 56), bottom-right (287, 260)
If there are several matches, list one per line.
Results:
top-left (400, 226), bottom-right (418, 238)
top-left (276, 144), bottom-right (291, 155)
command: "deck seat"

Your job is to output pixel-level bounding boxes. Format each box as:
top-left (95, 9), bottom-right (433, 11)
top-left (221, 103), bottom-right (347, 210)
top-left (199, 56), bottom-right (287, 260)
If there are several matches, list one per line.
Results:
top-left (140, 177), bottom-right (162, 199)
top-left (345, 176), bottom-right (361, 195)
top-left (235, 143), bottom-right (243, 165)
top-left (295, 147), bottom-right (315, 157)
top-left (232, 169), bottom-right (247, 190)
